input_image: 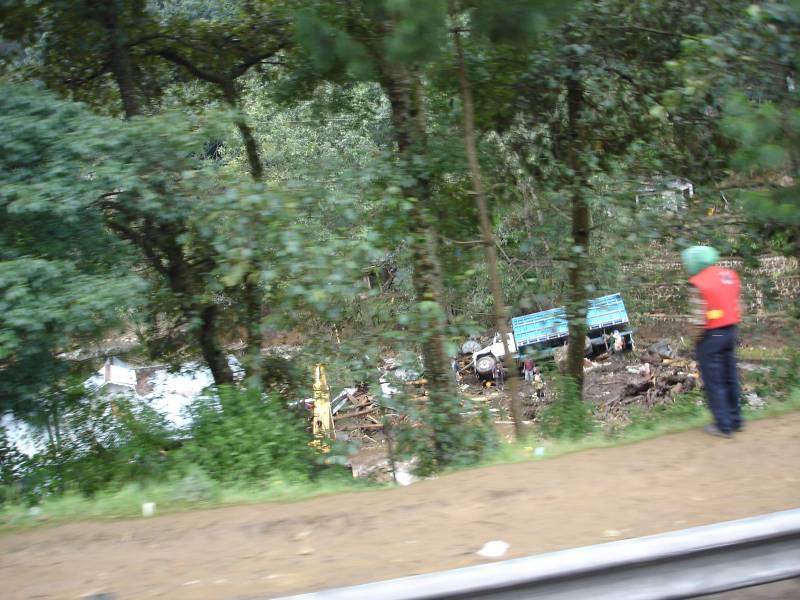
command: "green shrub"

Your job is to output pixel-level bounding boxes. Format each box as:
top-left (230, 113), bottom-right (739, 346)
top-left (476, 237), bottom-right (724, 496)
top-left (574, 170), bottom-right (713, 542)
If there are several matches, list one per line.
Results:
top-left (746, 347), bottom-right (800, 401)
top-left (395, 392), bottom-right (498, 475)
top-left (538, 375), bottom-right (594, 439)
top-left (13, 393), bottom-right (176, 501)
top-left (166, 465), bottom-right (221, 504)
top-left (0, 427), bottom-right (26, 506)
top-left (175, 385), bottom-right (316, 484)
top-left (770, 349), bottom-right (800, 399)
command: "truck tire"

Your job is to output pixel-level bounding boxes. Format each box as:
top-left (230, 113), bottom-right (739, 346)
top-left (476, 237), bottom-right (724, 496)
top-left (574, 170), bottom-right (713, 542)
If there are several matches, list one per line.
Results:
top-left (475, 354), bottom-right (497, 378)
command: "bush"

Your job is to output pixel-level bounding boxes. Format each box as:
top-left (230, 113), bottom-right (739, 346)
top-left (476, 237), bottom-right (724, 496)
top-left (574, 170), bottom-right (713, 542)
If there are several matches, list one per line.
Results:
top-left (175, 385), bottom-right (316, 484)
top-left (0, 426), bottom-right (26, 506)
top-left (166, 465), bottom-right (221, 504)
top-left (746, 347), bottom-right (800, 402)
top-left (538, 375), bottom-right (594, 439)
top-left (770, 349), bottom-right (800, 399)
top-left (394, 392), bottom-right (498, 475)
top-left (11, 393), bottom-right (176, 502)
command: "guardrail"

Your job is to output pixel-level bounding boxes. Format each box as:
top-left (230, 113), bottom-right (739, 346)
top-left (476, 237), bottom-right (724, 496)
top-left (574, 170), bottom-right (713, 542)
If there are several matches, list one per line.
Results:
top-left (274, 508), bottom-right (800, 600)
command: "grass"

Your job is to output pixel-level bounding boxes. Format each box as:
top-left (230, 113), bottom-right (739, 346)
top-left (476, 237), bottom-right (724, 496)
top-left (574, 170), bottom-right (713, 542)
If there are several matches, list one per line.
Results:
top-left (482, 386), bottom-right (800, 468)
top-left (3, 387), bottom-right (799, 532)
top-left (0, 470), bottom-right (383, 531)
top-left (737, 346), bottom-right (791, 361)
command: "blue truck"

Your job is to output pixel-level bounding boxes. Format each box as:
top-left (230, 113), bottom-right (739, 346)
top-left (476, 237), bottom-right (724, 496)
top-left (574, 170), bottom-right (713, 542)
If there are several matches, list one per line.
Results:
top-left (472, 293), bottom-right (634, 378)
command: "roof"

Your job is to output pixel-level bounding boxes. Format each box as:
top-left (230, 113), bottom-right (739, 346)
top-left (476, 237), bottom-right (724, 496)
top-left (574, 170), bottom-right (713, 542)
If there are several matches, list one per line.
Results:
top-left (84, 357), bottom-right (137, 392)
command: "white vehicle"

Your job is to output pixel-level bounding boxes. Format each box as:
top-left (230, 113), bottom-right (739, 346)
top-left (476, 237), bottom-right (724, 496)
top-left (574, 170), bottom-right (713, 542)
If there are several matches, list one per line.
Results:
top-left (472, 332), bottom-right (517, 379)
top-left (470, 294), bottom-right (633, 380)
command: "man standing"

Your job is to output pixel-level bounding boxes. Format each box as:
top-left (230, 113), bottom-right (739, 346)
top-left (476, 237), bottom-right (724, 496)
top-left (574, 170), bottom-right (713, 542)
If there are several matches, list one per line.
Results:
top-left (681, 246), bottom-right (743, 438)
top-left (492, 361), bottom-right (505, 390)
top-left (523, 357), bottom-right (535, 383)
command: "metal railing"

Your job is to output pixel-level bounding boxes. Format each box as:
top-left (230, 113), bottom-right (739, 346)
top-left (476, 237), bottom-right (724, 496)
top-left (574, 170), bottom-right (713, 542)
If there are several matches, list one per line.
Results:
top-left (274, 509), bottom-right (800, 600)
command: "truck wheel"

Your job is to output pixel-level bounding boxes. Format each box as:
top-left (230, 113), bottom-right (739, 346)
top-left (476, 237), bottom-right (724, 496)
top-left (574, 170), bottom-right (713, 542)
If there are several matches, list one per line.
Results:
top-left (475, 355), bottom-right (496, 378)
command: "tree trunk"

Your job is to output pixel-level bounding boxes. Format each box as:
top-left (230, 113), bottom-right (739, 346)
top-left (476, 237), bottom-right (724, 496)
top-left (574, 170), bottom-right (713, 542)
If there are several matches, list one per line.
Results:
top-left (236, 119), bottom-right (264, 181)
top-left (383, 66), bottom-right (461, 459)
top-left (410, 222), bottom-right (456, 364)
top-left (102, 0), bottom-right (141, 118)
top-left (199, 305), bottom-right (235, 385)
top-left (565, 71), bottom-right (590, 392)
top-left (452, 28), bottom-right (525, 440)
top-left (222, 82), bottom-right (265, 385)
top-left (223, 83), bottom-right (264, 182)
top-left (50, 402), bottom-right (65, 494)
top-left (156, 225), bottom-right (233, 385)
top-left (243, 279), bottom-right (264, 385)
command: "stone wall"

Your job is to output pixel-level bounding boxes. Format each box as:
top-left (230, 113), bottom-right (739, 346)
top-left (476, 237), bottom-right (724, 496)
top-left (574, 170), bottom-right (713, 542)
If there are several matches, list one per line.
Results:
top-left (622, 255), bottom-right (799, 318)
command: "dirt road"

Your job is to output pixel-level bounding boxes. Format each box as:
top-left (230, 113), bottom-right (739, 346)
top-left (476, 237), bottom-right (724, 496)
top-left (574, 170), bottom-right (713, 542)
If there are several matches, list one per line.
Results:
top-left (2, 413), bottom-right (799, 600)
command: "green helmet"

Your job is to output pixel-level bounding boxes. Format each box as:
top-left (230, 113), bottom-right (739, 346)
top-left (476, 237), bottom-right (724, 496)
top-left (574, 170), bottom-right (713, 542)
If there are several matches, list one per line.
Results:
top-left (680, 245), bottom-right (720, 276)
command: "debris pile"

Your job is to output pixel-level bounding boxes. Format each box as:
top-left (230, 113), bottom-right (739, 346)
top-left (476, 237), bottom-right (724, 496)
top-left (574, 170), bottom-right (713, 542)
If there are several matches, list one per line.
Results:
top-left (589, 340), bottom-right (701, 418)
top-left (350, 456), bottom-right (418, 485)
top-left (611, 359), bottom-right (698, 409)
top-left (335, 338), bottom-right (712, 479)
top-left (331, 386), bottom-right (406, 444)
top-left (553, 339), bottom-right (595, 374)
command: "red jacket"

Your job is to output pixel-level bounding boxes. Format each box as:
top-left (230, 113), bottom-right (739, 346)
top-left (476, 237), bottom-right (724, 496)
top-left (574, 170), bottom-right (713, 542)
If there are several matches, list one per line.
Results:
top-left (688, 265), bottom-right (741, 329)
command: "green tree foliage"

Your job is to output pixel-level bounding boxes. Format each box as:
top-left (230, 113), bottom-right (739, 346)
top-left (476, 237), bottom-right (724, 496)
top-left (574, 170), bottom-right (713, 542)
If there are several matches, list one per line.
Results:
top-left (0, 0), bottom-right (161, 116)
top-left (656, 1), bottom-right (799, 258)
top-left (444, 0), bottom-right (580, 437)
top-left (4, 0), bottom-right (799, 505)
top-left (0, 261), bottom-right (138, 408)
top-left (0, 84), bottom-right (145, 412)
top-left (717, 4), bottom-right (800, 258)
top-left (287, 0), bottom-right (588, 448)
top-left (1, 82), bottom-right (374, 394)
top-left (148, 4), bottom-right (290, 179)
top-left (723, 92), bottom-right (800, 255)
top-left (24, 389), bottom-right (175, 497)
top-left (1, 81), bottom-right (373, 499)
top-left (453, 0), bottom-right (760, 389)
top-left (0, 425), bottom-right (26, 504)
top-left (288, 0), bottom-right (473, 463)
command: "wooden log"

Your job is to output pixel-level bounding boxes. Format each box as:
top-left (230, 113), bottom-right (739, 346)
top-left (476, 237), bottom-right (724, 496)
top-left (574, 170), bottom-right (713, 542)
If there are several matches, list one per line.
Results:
top-left (339, 423), bottom-right (386, 431)
top-left (622, 378), bottom-right (652, 397)
top-left (662, 372), bottom-right (690, 385)
top-left (334, 406), bottom-right (377, 421)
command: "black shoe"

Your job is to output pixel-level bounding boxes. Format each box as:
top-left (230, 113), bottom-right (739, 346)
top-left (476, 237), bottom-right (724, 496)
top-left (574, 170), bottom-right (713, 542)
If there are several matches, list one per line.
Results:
top-left (733, 423), bottom-right (744, 433)
top-left (704, 424), bottom-right (732, 439)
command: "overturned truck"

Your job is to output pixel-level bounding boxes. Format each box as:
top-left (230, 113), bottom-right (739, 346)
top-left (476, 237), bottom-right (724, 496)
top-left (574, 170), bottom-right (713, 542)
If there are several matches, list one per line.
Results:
top-left (472, 293), bottom-right (634, 379)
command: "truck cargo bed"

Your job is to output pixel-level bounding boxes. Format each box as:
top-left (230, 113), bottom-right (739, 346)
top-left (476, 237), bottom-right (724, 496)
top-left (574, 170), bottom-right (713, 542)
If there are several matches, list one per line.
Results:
top-left (511, 293), bottom-right (630, 350)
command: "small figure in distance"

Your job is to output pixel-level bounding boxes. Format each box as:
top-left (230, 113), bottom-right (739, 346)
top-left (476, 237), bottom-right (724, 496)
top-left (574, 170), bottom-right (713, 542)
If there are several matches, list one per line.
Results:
top-left (522, 356), bottom-right (535, 383)
top-left (492, 361), bottom-right (505, 391)
top-left (612, 330), bottom-right (624, 353)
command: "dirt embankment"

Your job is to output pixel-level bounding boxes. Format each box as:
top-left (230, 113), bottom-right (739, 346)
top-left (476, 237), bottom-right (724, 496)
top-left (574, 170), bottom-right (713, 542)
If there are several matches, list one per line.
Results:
top-left (3, 412), bottom-right (799, 600)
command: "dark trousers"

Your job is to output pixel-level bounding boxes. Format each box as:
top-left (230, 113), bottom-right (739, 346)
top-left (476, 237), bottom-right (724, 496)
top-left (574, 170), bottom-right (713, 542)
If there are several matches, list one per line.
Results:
top-left (494, 370), bottom-right (504, 389)
top-left (695, 325), bottom-right (741, 434)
